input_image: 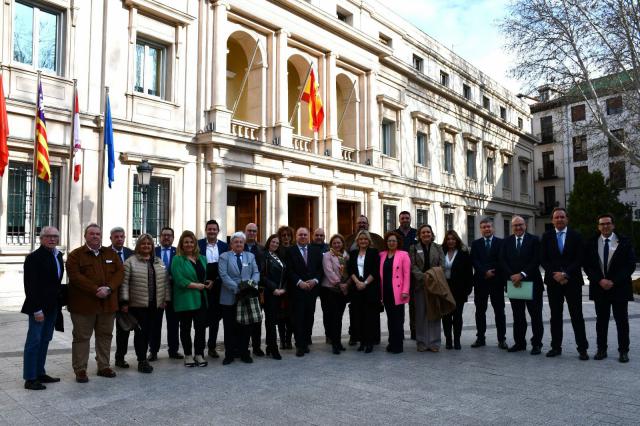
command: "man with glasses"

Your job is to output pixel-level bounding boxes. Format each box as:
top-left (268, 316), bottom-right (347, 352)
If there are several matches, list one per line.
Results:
top-left (22, 227), bottom-right (64, 390)
top-left (584, 214), bottom-right (636, 363)
top-left (499, 216), bottom-right (544, 355)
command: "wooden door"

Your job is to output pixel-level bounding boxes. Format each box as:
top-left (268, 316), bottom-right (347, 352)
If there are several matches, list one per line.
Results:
top-left (288, 195), bottom-right (315, 231)
top-left (228, 189), bottom-right (262, 241)
top-left (337, 201), bottom-right (358, 237)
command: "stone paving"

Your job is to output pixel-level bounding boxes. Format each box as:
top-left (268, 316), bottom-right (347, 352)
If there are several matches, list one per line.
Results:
top-left (1, 289), bottom-right (639, 425)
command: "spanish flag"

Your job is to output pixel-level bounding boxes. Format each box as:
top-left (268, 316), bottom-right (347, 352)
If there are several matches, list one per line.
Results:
top-left (301, 68), bottom-right (324, 132)
top-left (35, 81), bottom-right (51, 183)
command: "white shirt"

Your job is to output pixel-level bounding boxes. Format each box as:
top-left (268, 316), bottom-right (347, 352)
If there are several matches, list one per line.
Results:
top-left (515, 235), bottom-right (524, 249)
top-left (444, 250), bottom-right (458, 279)
top-left (206, 241), bottom-right (219, 263)
top-left (357, 254), bottom-right (365, 277)
top-left (598, 233), bottom-right (617, 271)
top-left (86, 244), bottom-right (100, 256)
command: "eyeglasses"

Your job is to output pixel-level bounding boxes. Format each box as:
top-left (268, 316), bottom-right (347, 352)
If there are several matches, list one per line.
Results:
top-left (42, 235), bottom-right (60, 239)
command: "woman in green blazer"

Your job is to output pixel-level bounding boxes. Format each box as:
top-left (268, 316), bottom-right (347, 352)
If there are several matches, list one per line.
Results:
top-left (171, 231), bottom-right (211, 367)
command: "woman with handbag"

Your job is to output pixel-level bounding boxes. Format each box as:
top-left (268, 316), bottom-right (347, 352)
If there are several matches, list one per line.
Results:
top-left (261, 234), bottom-right (287, 360)
top-left (347, 230), bottom-right (380, 354)
top-left (171, 231), bottom-right (211, 367)
top-left (120, 233), bottom-right (169, 373)
top-left (276, 225), bottom-right (295, 349)
top-left (322, 234), bottom-right (350, 354)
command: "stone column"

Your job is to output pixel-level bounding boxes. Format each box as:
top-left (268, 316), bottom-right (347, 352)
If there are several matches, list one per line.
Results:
top-left (326, 183), bottom-right (338, 236)
top-left (210, 164), bottom-right (228, 241)
top-left (494, 212), bottom-right (504, 238)
top-left (367, 189), bottom-right (381, 234)
top-left (366, 70), bottom-right (380, 167)
top-left (276, 176), bottom-right (289, 228)
top-left (273, 30), bottom-right (293, 148)
top-left (324, 53), bottom-right (342, 159)
top-left (210, 0), bottom-right (231, 134)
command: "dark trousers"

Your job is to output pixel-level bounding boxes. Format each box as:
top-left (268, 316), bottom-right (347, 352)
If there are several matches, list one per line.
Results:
top-left (547, 284), bottom-right (588, 352)
top-left (474, 285), bottom-right (506, 342)
top-left (384, 300), bottom-right (405, 351)
top-left (409, 281), bottom-right (416, 338)
top-left (129, 307), bottom-right (163, 362)
top-left (595, 299), bottom-right (629, 352)
top-left (321, 287), bottom-right (347, 348)
top-left (511, 293), bottom-right (544, 347)
top-left (348, 302), bottom-right (359, 342)
top-left (23, 311), bottom-right (57, 380)
top-left (149, 301), bottom-right (181, 355)
top-left (264, 293), bottom-right (284, 348)
top-left (350, 286), bottom-right (380, 346)
top-left (277, 294), bottom-right (293, 346)
top-left (178, 306), bottom-right (207, 356)
top-left (442, 301), bottom-right (465, 343)
top-left (207, 301), bottom-right (222, 350)
top-left (220, 304), bottom-right (250, 358)
top-left (249, 315), bottom-right (262, 350)
top-left (115, 319), bottom-right (130, 360)
top-left (293, 286), bottom-right (319, 348)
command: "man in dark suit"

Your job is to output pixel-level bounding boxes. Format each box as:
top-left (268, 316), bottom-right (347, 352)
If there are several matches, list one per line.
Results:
top-left (584, 214), bottom-right (636, 363)
top-left (197, 219), bottom-right (229, 358)
top-left (150, 226), bottom-right (183, 360)
top-left (470, 217), bottom-right (507, 349)
top-left (112, 227), bottom-right (134, 369)
top-left (22, 226), bottom-right (64, 390)
top-left (499, 216), bottom-right (544, 355)
top-left (244, 222), bottom-right (265, 357)
top-left (541, 208), bottom-right (589, 360)
top-left (286, 227), bottom-right (324, 357)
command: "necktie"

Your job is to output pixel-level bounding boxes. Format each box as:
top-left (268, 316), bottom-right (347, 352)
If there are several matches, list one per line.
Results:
top-left (603, 238), bottom-right (610, 276)
top-left (516, 237), bottom-right (522, 251)
top-left (301, 246), bottom-right (308, 265)
top-left (236, 253), bottom-right (243, 272)
top-left (557, 231), bottom-right (565, 254)
top-left (485, 238), bottom-right (491, 251)
top-left (118, 251), bottom-right (124, 263)
top-left (162, 249), bottom-right (170, 268)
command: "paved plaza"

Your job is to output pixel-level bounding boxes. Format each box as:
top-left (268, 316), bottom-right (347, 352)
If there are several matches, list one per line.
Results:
top-left (1, 273), bottom-right (639, 425)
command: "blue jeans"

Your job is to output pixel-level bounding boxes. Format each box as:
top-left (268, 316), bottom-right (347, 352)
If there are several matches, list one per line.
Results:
top-left (23, 310), bottom-right (57, 380)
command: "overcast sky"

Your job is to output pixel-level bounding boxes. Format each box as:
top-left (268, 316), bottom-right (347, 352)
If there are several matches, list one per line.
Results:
top-left (387, 0), bottom-right (522, 94)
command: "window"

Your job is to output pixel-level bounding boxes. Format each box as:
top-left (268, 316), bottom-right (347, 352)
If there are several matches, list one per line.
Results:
top-left (606, 96), bottom-right (623, 115)
top-left (383, 205), bottom-right (397, 232)
top-left (466, 148), bottom-right (476, 179)
top-left (609, 161), bottom-right (626, 189)
top-left (416, 209), bottom-right (428, 227)
top-left (379, 33), bottom-right (392, 47)
top-left (6, 161), bottom-right (60, 245)
top-left (571, 104), bottom-right (586, 122)
top-left (381, 119), bottom-right (395, 157)
top-left (13, 1), bottom-right (61, 73)
top-left (608, 129), bottom-right (625, 157)
top-left (483, 96), bottom-right (490, 110)
top-left (543, 186), bottom-right (556, 215)
top-left (520, 162), bottom-right (529, 195)
top-left (540, 115), bottom-right (554, 144)
top-left (336, 6), bottom-right (353, 25)
top-left (466, 215), bottom-right (476, 245)
top-left (133, 176), bottom-right (170, 239)
top-left (503, 219), bottom-right (511, 237)
top-left (413, 55), bottom-right (424, 72)
top-left (541, 151), bottom-right (555, 179)
top-left (500, 106), bottom-right (507, 120)
top-left (444, 140), bottom-right (454, 174)
top-left (440, 71), bottom-right (449, 87)
top-left (486, 156), bottom-right (495, 184)
top-left (444, 213), bottom-right (454, 231)
top-left (517, 117), bottom-right (523, 130)
top-left (502, 158), bottom-right (512, 190)
top-left (416, 132), bottom-right (427, 166)
top-left (572, 135), bottom-right (588, 161)
top-left (135, 39), bottom-right (165, 97)
top-left (574, 165), bottom-right (588, 182)
top-left (463, 84), bottom-right (471, 100)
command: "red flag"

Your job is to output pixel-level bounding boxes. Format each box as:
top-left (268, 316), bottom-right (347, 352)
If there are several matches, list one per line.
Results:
top-left (0, 75), bottom-right (8, 176)
top-left (301, 68), bottom-right (324, 132)
top-left (35, 81), bottom-right (51, 183)
top-left (72, 89), bottom-right (81, 182)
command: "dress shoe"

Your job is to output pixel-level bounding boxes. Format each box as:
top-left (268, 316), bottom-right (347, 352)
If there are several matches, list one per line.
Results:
top-left (296, 348), bottom-right (305, 357)
top-left (75, 370), bottom-right (89, 383)
top-left (498, 341), bottom-right (508, 350)
top-left (97, 367), bottom-right (117, 378)
top-left (445, 340), bottom-right (453, 350)
top-left (339, 344), bottom-right (346, 351)
top-left (546, 348), bottom-right (562, 357)
top-left (194, 355), bottom-right (208, 367)
top-left (326, 336), bottom-right (332, 345)
top-left (471, 339), bottom-right (486, 348)
top-left (147, 352), bottom-right (158, 362)
top-left (115, 358), bottom-right (129, 369)
top-left (304, 346), bottom-right (310, 354)
top-left (593, 350), bottom-right (607, 360)
top-left (169, 352), bottom-right (184, 360)
top-left (24, 380), bottom-right (46, 390)
top-left (579, 351), bottom-right (589, 361)
top-left (332, 346), bottom-right (341, 355)
top-left (137, 360), bottom-right (153, 373)
top-left (364, 345), bottom-right (373, 353)
top-left (508, 344), bottom-right (526, 352)
top-left (37, 374), bottom-right (60, 383)
top-left (208, 348), bottom-right (220, 359)
top-left (427, 347), bottom-right (440, 353)
top-left (454, 341), bottom-right (461, 350)
top-left (619, 352), bottom-right (629, 363)
top-left (266, 346), bottom-right (282, 360)
top-left (222, 357), bottom-right (234, 365)
top-left (530, 346), bottom-right (542, 355)
top-left (417, 342), bottom-right (428, 352)
top-left (253, 347), bottom-right (265, 357)
top-left (357, 344), bottom-right (365, 352)
top-left (241, 355), bottom-right (254, 364)
top-left (184, 355), bottom-right (196, 367)
top-left (348, 338), bottom-right (358, 346)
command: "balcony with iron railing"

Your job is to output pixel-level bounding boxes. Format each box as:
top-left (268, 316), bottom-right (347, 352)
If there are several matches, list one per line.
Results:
top-left (537, 165), bottom-right (559, 180)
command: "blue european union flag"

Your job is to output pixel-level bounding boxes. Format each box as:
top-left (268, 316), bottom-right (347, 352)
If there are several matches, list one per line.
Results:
top-left (104, 93), bottom-right (114, 188)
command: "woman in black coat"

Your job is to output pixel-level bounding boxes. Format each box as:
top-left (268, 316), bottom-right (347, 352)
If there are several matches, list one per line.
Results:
top-left (441, 230), bottom-right (473, 350)
top-left (262, 234), bottom-right (287, 360)
top-left (347, 230), bottom-right (380, 353)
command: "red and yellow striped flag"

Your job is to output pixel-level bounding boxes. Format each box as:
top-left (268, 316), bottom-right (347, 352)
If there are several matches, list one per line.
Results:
top-left (35, 81), bottom-right (51, 183)
top-left (301, 68), bottom-right (324, 132)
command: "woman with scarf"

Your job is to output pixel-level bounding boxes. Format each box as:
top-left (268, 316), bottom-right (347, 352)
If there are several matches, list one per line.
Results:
top-left (262, 234), bottom-right (287, 359)
top-left (321, 234), bottom-right (351, 354)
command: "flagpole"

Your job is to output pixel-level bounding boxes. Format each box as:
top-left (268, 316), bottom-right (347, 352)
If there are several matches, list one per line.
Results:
top-left (29, 72), bottom-right (41, 251)
top-left (66, 79), bottom-right (77, 251)
top-left (231, 39), bottom-right (260, 119)
top-left (337, 77), bottom-right (357, 133)
top-left (288, 61), bottom-right (313, 127)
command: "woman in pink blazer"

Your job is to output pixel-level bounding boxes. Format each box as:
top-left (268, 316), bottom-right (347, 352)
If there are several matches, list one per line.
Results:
top-left (379, 231), bottom-right (411, 354)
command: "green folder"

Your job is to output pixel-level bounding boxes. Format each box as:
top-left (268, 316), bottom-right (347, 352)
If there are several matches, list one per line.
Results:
top-left (506, 281), bottom-right (533, 300)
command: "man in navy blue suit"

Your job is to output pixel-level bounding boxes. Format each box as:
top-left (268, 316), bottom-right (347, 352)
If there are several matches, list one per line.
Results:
top-left (112, 227), bottom-right (134, 369)
top-left (499, 216), bottom-right (544, 355)
top-left (470, 217), bottom-right (507, 349)
top-left (150, 226), bottom-right (183, 360)
top-left (541, 208), bottom-right (589, 360)
top-left (198, 220), bottom-right (229, 358)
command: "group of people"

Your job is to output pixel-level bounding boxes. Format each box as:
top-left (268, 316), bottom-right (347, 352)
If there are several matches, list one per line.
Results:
top-left (21, 208), bottom-right (636, 391)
